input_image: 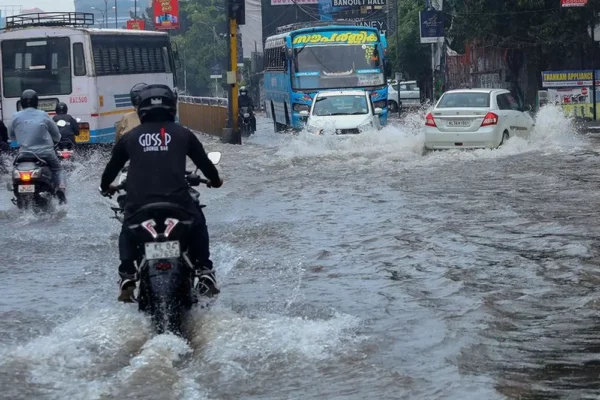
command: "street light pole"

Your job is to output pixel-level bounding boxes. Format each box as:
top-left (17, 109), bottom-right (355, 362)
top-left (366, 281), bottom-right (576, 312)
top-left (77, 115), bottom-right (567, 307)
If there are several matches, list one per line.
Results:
top-left (395, 0), bottom-right (401, 115)
top-left (104, 0), bottom-right (108, 28)
top-left (114, 0), bottom-right (118, 28)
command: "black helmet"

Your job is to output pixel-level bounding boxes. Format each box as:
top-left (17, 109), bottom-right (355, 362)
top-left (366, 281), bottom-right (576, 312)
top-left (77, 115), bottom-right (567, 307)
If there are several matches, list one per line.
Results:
top-left (130, 82), bottom-right (147, 108)
top-left (20, 89), bottom-right (38, 109)
top-left (55, 102), bottom-right (68, 114)
top-left (136, 84), bottom-right (178, 123)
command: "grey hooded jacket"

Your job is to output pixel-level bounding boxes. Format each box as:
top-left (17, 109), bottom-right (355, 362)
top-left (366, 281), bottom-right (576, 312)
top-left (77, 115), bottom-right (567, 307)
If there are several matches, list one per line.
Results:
top-left (9, 107), bottom-right (61, 156)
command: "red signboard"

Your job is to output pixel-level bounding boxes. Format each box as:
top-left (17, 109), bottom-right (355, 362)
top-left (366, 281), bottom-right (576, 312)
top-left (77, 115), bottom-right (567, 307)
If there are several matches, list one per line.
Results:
top-left (153, 0), bottom-right (179, 30)
top-left (561, 0), bottom-right (588, 7)
top-left (126, 19), bottom-right (145, 30)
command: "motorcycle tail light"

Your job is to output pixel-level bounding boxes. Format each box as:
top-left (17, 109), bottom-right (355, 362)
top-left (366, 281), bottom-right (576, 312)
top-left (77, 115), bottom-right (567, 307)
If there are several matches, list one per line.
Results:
top-left (19, 171), bottom-right (32, 181)
top-left (156, 262), bottom-right (172, 270)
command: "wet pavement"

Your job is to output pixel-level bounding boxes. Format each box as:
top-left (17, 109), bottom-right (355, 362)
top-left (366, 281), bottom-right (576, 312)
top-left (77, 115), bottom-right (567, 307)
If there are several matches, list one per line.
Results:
top-left (1, 105), bottom-right (600, 399)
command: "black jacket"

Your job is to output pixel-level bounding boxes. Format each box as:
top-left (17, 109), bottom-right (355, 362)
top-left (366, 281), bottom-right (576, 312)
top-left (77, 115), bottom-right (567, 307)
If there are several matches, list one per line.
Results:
top-left (100, 122), bottom-right (221, 215)
top-left (52, 114), bottom-right (80, 142)
top-left (238, 94), bottom-right (254, 109)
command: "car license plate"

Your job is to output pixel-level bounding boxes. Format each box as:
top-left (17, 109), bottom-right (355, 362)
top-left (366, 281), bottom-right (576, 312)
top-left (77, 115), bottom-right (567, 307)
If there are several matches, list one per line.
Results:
top-left (144, 241), bottom-right (180, 260)
top-left (18, 185), bottom-right (35, 193)
top-left (447, 120), bottom-right (471, 127)
top-left (76, 130), bottom-right (90, 143)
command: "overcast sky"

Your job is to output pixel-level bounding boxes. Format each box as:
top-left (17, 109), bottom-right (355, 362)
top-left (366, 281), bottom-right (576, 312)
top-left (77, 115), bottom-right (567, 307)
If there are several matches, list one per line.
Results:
top-left (0, 0), bottom-right (263, 57)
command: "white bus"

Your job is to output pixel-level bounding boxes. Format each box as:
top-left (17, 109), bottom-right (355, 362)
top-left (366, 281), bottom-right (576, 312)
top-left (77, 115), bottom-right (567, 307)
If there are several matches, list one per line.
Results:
top-left (1, 12), bottom-right (179, 146)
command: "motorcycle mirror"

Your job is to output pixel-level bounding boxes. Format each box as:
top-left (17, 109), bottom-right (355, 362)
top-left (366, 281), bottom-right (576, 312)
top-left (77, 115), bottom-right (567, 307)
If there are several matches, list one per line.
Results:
top-left (56, 120), bottom-right (67, 127)
top-left (207, 151), bottom-right (222, 165)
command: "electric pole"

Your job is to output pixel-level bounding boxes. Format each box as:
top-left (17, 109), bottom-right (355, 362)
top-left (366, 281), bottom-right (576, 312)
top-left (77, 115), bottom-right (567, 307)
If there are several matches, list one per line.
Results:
top-left (222, 0), bottom-right (245, 144)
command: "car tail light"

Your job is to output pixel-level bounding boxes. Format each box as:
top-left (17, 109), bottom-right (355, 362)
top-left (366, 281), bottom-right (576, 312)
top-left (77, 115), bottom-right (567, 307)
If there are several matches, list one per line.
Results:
top-left (19, 171), bottom-right (32, 181)
top-left (481, 112), bottom-right (498, 127)
top-left (425, 112), bottom-right (437, 127)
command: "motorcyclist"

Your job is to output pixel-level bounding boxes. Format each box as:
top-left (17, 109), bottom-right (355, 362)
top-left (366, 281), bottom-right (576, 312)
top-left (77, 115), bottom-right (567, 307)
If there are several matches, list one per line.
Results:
top-left (9, 89), bottom-right (66, 204)
top-left (99, 84), bottom-right (223, 302)
top-left (237, 86), bottom-right (256, 132)
top-left (114, 82), bottom-right (146, 143)
top-left (52, 102), bottom-right (80, 149)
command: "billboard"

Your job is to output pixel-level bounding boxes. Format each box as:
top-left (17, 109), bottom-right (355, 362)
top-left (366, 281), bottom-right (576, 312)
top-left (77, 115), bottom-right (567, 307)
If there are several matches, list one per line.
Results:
top-left (126, 19), bottom-right (145, 30)
top-left (153, 0), bottom-right (179, 30)
top-left (419, 9), bottom-right (444, 43)
top-left (271, 0), bottom-right (318, 5)
top-left (561, 0), bottom-right (588, 6)
top-left (541, 70), bottom-right (600, 88)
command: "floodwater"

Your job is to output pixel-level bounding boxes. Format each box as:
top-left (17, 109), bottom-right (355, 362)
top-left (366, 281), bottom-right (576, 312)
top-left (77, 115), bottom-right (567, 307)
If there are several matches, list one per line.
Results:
top-left (1, 105), bottom-right (600, 399)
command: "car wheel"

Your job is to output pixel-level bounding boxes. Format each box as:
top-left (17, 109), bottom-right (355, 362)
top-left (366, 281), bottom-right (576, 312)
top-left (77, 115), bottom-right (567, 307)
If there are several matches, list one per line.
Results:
top-left (387, 100), bottom-right (398, 113)
top-left (499, 130), bottom-right (509, 147)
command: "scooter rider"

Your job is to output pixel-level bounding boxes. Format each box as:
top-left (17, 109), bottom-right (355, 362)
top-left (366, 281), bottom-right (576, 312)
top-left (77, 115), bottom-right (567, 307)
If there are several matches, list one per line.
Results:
top-left (9, 89), bottom-right (67, 204)
top-left (115, 83), bottom-right (146, 143)
top-left (238, 86), bottom-right (256, 132)
top-left (99, 84), bottom-right (223, 302)
top-left (52, 102), bottom-right (80, 148)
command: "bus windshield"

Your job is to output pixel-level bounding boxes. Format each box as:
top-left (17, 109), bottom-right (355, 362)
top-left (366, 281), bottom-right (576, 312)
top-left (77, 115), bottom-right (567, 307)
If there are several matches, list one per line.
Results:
top-left (2, 37), bottom-right (71, 98)
top-left (292, 44), bottom-right (384, 90)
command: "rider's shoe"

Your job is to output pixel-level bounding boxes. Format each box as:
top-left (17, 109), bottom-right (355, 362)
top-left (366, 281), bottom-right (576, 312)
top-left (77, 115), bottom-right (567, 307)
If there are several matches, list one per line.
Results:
top-left (56, 189), bottom-right (67, 204)
top-left (194, 268), bottom-right (220, 297)
top-left (118, 278), bottom-right (136, 302)
top-left (118, 262), bottom-right (137, 302)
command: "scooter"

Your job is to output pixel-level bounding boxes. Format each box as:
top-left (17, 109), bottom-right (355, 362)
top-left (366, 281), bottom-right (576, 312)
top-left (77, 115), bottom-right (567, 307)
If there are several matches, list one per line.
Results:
top-left (7, 152), bottom-right (58, 211)
top-left (102, 152), bottom-right (222, 335)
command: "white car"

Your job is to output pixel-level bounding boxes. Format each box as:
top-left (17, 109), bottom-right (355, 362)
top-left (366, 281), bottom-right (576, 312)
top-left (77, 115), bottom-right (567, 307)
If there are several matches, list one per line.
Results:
top-left (299, 90), bottom-right (382, 135)
top-left (424, 88), bottom-right (535, 150)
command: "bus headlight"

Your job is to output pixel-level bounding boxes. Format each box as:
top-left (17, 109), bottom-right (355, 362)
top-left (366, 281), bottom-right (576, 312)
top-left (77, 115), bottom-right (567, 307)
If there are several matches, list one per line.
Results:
top-left (293, 103), bottom-right (309, 112)
top-left (373, 100), bottom-right (386, 110)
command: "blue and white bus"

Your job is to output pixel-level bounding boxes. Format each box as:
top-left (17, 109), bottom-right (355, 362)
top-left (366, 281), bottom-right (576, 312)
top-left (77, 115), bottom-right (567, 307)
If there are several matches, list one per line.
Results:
top-left (1, 12), bottom-right (178, 146)
top-left (263, 22), bottom-right (388, 131)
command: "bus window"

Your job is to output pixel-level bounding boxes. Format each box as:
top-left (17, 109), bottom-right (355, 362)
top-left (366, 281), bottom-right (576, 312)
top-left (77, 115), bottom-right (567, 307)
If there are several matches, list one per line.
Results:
top-left (1, 37), bottom-right (72, 98)
top-left (73, 43), bottom-right (86, 76)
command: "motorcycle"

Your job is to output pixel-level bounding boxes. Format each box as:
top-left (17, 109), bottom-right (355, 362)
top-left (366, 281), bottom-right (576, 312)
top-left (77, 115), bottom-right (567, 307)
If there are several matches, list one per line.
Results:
top-left (103, 151), bottom-right (222, 335)
top-left (54, 118), bottom-right (81, 161)
top-left (7, 152), bottom-right (58, 211)
top-left (55, 139), bottom-right (75, 161)
top-left (239, 106), bottom-right (254, 137)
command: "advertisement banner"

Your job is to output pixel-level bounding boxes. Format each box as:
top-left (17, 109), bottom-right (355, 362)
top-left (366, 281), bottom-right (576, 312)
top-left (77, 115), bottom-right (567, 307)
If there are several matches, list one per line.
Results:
top-left (561, 0), bottom-right (588, 6)
top-left (126, 19), bottom-right (145, 30)
top-left (153, 0), bottom-right (179, 30)
top-left (541, 70), bottom-right (600, 88)
top-left (419, 10), bottom-right (444, 44)
top-left (271, 0), bottom-right (318, 5)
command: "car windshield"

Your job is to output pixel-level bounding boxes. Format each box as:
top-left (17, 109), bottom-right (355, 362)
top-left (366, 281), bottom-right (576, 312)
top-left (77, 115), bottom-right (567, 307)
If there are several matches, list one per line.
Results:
top-left (1, 37), bottom-right (72, 98)
top-left (292, 44), bottom-right (384, 90)
top-left (437, 92), bottom-right (491, 108)
top-left (312, 95), bottom-right (369, 116)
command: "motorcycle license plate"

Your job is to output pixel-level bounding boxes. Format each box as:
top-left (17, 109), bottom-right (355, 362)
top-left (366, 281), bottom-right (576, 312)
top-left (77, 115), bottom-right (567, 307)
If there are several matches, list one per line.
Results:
top-left (18, 185), bottom-right (35, 193)
top-left (144, 241), bottom-right (180, 260)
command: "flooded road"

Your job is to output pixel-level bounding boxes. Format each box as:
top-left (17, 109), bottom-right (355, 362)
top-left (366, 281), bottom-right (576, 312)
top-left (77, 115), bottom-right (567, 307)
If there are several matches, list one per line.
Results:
top-left (1, 105), bottom-right (600, 399)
